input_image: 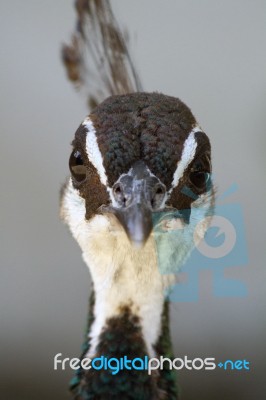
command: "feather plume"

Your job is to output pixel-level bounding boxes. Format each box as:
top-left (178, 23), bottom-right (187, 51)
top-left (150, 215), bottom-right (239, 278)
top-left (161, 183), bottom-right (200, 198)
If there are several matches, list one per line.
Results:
top-left (62, 0), bottom-right (142, 109)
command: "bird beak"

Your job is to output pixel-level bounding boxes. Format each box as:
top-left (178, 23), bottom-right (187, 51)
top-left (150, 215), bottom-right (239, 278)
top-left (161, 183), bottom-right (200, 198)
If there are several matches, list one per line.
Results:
top-left (101, 161), bottom-right (167, 247)
top-left (103, 179), bottom-right (154, 248)
top-left (111, 198), bottom-right (153, 248)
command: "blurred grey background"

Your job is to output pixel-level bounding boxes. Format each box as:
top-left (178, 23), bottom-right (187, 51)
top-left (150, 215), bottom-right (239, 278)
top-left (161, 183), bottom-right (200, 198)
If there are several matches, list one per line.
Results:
top-left (1, 1), bottom-right (265, 399)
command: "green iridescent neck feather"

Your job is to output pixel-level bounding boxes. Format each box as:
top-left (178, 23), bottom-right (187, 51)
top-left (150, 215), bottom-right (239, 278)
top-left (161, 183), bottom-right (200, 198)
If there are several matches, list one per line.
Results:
top-left (70, 291), bottom-right (179, 400)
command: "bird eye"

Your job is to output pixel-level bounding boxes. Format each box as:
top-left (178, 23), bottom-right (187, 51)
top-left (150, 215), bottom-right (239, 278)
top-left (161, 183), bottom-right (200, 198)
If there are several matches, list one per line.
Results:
top-left (189, 171), bottom-right (209, 189)
top-left (189, 157), bottom-right (211, 190)
top-left (69, 149), bottom-right (86, 182)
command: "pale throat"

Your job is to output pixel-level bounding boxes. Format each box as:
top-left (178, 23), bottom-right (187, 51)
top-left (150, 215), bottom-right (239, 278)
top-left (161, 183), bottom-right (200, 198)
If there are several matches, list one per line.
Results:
top-left (60, 181), bottom-right (168, 355)
top-left (80, 213), bottom-right (173, 359)
top-left (79, 191), bottom-right (214, 358)
top-left (61, 180), bottom-right (213, 359)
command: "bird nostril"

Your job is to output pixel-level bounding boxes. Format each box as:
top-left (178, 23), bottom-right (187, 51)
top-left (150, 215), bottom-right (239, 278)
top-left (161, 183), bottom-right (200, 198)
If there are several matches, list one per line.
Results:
top-left (113, 184), bottom-right (128, 206)
top-left (155, 184), bottom-right (165, 196)
top-left (156, 187), bottom-right (163, 195)
top-left (151, 184), bottom-right (166, 209)
top-left (113, 183), bottom-right (122, 196)
top-left (114, 184), bottom-right (122, 195)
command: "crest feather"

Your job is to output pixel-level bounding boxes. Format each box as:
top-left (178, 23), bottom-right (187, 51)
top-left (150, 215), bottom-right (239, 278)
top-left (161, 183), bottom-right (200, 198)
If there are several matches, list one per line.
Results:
top-left (62, 0), bottom-right (142, 109)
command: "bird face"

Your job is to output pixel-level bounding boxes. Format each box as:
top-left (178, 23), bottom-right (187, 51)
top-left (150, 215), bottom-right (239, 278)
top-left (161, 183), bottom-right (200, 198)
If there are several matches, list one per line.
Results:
top-left (61, 92), bottom-right (214, 275)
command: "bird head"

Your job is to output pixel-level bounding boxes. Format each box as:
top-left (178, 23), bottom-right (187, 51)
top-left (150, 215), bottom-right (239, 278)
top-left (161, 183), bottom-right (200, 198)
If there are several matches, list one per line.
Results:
top-left (61, 92), bottom-right (214, 273)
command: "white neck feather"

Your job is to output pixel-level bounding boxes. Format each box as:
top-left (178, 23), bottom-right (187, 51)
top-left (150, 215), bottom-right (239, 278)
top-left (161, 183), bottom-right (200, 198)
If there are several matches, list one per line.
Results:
top-left (61, 179), bottom-right (214, 358)
top-left (61, 180), bottom-right (175, 358)
top-left (82, 220), bottom-right (172, 358)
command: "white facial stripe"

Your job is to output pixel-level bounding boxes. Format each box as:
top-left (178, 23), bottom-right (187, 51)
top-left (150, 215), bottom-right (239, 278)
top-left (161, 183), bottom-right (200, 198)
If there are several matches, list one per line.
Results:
top-left (169, 126), bottom-right (201, 193)
top-left (83, 117), bottom-right (108, 186)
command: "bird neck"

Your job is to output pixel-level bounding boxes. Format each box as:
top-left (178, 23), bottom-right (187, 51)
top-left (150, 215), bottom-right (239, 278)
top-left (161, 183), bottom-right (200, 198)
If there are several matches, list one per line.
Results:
top-left (79, 222), bottom-right (176, 356)
top-left (66, 211), bottom-right (179, 398)
top-left (70, 291), bottom-right (178, 399)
